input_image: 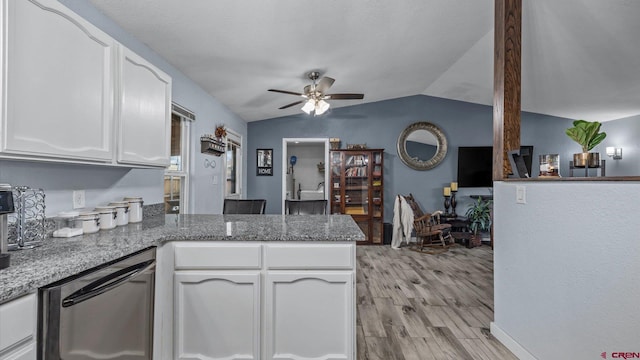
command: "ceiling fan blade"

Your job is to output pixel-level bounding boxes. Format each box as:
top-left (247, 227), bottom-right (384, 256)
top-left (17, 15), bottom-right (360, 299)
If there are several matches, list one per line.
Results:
top-left (326, 93), bottom-right (364, 100)
top-left (268, 89), bottom-right (304, 96)
top-left (316, 77), bottom-right (335, 93)
top-left (278, 100), bottom-right (305, 109)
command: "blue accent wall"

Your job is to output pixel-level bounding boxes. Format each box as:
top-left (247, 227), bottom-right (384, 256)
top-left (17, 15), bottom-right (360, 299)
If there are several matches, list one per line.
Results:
top-left (248, 95), bottom-right (638, 221)
top-left (248, 95), bottom-right (497, 219)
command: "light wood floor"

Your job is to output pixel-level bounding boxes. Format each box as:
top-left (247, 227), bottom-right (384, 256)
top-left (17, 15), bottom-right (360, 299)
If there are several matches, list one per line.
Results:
top-left (356, 245), bottom-right (517, 360)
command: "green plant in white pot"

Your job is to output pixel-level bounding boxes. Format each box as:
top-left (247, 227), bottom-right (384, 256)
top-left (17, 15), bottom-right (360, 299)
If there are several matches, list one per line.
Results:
top-left (464, 197), bottom-right (492, 248)
top-left (565, 120), bottom-right (606, 168)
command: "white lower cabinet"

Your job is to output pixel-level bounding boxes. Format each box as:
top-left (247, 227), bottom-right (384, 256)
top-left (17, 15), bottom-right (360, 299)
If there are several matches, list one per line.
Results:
top-left (264, 272), bottom-right (354, 360)
top-left (175, 271), bottom-right (261, 360)
top-left (0, 294), bottom-right (36, 360)
top-left (0, 343), bottom-right (35, 360)
top-left (169, 242), bottom-right (355, 360)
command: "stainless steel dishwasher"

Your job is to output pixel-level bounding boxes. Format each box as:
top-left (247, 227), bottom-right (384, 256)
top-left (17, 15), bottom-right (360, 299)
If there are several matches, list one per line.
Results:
top-left (38, 246), bottom-right (156, 360)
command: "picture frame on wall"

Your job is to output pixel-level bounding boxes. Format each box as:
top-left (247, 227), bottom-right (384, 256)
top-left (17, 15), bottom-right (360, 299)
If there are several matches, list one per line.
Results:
top-left (257, 148), bottom-right (273, 176)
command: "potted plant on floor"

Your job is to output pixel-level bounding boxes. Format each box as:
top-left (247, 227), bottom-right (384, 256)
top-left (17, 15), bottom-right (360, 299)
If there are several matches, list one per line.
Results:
top-left (565, 120), bottom-right (606, 168)
top-left (465, 197), bottom-right (492, 248)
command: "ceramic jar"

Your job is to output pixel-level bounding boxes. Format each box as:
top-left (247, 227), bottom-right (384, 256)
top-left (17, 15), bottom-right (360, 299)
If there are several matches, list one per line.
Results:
top-left (94, 206), bottom-right (117, 230)
top-left (75, 211), bottom-right (100, 234)
top-left (123, 197), bottom-right (143, 223)
top-left (109, 201), bottom-right (130, 226)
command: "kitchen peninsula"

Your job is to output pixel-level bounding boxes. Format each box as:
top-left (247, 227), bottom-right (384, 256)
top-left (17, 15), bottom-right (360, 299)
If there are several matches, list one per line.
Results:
top-left (0, 214), bottom-right (363, 360)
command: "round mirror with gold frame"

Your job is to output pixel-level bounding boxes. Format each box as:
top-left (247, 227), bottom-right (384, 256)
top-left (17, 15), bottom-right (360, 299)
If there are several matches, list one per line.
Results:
top-left (397, 122), bottom-right (447, 170)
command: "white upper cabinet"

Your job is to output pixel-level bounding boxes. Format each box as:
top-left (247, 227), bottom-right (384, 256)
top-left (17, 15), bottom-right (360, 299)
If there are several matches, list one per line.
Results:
top-left (1, 0), bottom-right (115, 162)
top-left (0, 0), bottom-right (172, 167)
top-left (117, 47), bottom-right (171, 167)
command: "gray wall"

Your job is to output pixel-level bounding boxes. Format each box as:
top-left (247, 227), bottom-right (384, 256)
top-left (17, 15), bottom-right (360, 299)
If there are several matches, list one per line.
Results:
top-left (0, 0), bottom-right (247, 216)
top-left (248, 94), bottom-right (636, 221)
top-left (493, 180), bottom-right (640, 359)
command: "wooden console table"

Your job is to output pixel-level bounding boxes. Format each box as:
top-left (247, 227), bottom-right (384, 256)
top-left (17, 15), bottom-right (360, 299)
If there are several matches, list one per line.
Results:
top-left (443, 217), bottom-right (473, 248)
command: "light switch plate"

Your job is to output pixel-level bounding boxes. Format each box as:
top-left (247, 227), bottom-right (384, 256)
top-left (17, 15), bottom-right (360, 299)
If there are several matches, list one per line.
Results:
top-left (73, 190), bottom-right (85, 209)
top-left (516, 185), bottom-right (526, 204)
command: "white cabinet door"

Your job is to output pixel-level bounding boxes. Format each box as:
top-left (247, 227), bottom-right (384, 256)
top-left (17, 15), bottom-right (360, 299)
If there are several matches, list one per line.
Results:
top-left (117, 47), bottom-right (171, 167)
top-left (0, 294), bottom-right (36, 360)
top-left (2, 0), bottom-right (115, 162)
top-left (0, 343), bottom-right (36, 360)
top-left (265, 271), bottom-right (355, 360)
top-left (174, 271), bottom-right (260, 360)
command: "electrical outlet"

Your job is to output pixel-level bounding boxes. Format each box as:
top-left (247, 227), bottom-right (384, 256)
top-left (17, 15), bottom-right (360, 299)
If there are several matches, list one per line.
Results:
top-left (73, 190), bottom-right (85, 209)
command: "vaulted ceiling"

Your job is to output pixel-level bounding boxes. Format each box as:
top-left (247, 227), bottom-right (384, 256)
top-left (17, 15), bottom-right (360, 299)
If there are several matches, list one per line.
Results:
top-left (88, 0), bottom-right (640, 122)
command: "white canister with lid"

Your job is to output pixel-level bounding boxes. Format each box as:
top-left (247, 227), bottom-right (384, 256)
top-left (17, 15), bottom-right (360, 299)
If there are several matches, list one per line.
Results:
top-left (75, 211), bottom-right (100, 234)
top-left (109, 201), bottom-right (130, 226)
top-left (55, 211), bottom-right (80, 229)
top-left (94, 206), bottom-right (117, 230)
top-left (124, 196), bottom-right (143, 223)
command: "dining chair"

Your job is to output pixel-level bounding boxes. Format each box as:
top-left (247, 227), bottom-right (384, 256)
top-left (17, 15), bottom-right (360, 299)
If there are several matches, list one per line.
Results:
top-left (284, 200), bottom-right (327, 215)
top-left (223, 199), bottom-right (267, 214)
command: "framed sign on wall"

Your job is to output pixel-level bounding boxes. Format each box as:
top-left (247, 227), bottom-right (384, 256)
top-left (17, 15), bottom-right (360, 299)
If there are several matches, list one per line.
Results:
top-left (257, 148), bottom-right (273, 176)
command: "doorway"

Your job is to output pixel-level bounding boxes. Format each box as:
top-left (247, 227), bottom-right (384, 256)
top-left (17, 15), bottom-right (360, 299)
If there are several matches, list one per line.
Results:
top-left (281, 138), bottom-right (330, 214)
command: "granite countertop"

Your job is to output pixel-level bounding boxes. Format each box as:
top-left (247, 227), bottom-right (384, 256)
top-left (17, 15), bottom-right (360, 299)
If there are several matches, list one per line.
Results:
top-left (0, 214), bottom-right (364, 304)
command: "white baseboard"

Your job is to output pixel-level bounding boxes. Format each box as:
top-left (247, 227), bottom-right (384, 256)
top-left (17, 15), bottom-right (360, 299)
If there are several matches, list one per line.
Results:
top-left (490, 322), bottom-right (538, 360)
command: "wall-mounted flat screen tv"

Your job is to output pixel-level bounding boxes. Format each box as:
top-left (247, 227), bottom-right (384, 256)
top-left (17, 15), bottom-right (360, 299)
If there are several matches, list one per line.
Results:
top-left (457, 146), bottom-right (493, 188)
top-left (457, 146), bottom-right (534, 187)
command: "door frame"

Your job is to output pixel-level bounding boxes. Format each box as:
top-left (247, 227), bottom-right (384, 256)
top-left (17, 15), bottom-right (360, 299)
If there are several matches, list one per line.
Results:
top-left (281, 138), bottom-right (330, 214)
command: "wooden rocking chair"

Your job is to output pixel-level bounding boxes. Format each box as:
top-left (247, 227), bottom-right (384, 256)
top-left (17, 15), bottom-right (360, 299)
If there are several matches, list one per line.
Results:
top-left (403, 194), bottom-right (454, 254)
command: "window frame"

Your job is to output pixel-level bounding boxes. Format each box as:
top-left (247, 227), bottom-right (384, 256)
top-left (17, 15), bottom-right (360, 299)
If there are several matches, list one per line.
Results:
top-left (225, 128), bottom-right (243, 199)
top-left (164, 105), bottom-right (192, 214)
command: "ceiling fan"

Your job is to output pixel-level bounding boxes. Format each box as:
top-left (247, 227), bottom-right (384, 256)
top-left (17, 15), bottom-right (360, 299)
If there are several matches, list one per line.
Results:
top-left (268, 71), bottom-right (364, 116)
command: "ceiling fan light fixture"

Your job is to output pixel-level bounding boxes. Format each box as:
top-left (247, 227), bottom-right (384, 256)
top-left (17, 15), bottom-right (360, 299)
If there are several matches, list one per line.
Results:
top-left (272, 72), bottom-right (363, 115)
top-left (315, 99), bottom-right (330, 115)
top-left (301, 100), bottom-right (315, 114)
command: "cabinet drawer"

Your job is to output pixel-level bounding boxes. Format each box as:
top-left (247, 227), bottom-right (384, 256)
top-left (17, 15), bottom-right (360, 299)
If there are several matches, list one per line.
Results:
top-left (265, 243), bottom-right (354, 270)
top-left (0, 294), bottom-right (36, 353)
top-left (174, 243), bottom-right (262, 270)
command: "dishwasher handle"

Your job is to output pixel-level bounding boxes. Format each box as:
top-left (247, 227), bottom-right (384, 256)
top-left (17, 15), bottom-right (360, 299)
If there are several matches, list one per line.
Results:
top-left (62, 259), bottom-right (155, 308)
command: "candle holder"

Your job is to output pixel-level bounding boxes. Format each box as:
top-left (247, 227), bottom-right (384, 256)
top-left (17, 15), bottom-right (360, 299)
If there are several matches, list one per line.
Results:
top-left (444, 195), bottom-right (451, 215)
top-left (450, 190), bottom-right (458, 218)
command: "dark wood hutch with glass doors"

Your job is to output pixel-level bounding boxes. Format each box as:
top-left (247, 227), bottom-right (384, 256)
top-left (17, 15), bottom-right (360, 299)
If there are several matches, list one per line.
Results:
top-left (330, 149), bottom-right (384, 244)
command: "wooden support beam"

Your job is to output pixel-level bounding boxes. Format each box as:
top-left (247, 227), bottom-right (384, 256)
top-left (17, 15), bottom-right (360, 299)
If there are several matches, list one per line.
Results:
top-left (493, 0), bottom-right (522, 180)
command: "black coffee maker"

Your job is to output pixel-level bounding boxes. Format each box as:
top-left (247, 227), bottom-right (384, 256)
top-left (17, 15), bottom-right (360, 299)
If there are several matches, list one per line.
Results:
top-left (0, 184), bottom-right (15, 269)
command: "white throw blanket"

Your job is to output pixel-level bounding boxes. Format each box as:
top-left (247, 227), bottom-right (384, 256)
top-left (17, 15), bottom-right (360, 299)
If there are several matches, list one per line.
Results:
top-left (391, 195), bottom-right (415, 249)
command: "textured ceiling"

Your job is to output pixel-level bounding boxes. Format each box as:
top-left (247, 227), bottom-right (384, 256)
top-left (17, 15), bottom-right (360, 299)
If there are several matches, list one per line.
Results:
top-left (88, 0), bottom-right (640, 122)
